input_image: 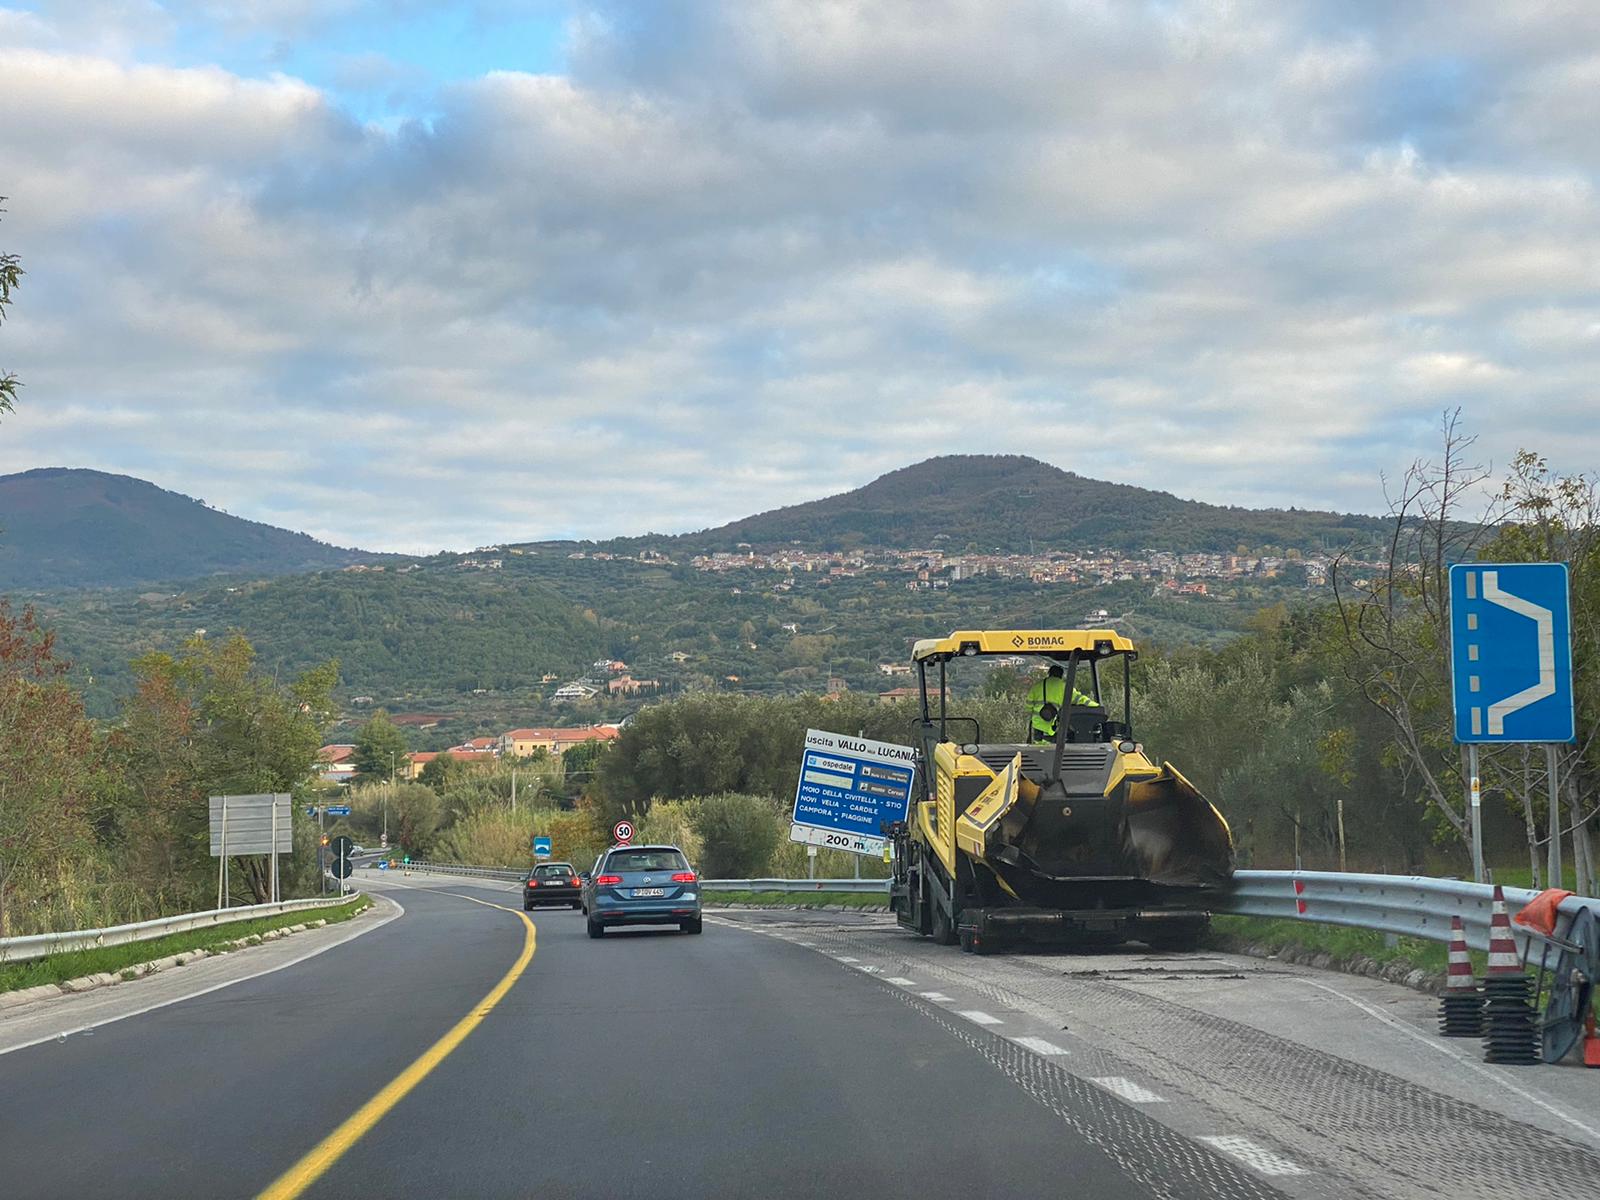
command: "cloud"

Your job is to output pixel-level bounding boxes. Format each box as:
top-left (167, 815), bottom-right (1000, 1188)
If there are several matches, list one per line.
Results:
top-left (0, 0), bottom-right (1597, 553)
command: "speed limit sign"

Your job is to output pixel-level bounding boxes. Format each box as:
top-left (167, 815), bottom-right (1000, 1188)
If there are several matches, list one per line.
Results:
top-left (612, 820), bottom-right (634, 844)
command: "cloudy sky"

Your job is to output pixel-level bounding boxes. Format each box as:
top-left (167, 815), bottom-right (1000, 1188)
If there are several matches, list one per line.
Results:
top-left (1, 1), bottom-right (1596, 552)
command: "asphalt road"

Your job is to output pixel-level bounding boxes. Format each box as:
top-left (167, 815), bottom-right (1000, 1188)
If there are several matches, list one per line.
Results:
top-left (0, 877), bottom-right (1287, 1200)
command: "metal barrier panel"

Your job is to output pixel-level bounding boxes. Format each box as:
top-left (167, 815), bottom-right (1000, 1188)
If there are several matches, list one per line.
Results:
top-left (1219, 870), bottom-right (1600, 954)
top-left (0, 893), bottom-right (363, 965)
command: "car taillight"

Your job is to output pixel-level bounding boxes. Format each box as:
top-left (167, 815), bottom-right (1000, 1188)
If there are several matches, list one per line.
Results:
top-left (526, 880), bottom-right (538, 887)
top-left (596, 874), bottom-right (623, 886)
top-left (671, 871), bottom-right (697, 883)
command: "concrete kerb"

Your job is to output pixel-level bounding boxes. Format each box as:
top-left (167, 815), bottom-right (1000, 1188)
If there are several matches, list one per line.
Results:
top-left (0, 916), bottom-right (338, 1010)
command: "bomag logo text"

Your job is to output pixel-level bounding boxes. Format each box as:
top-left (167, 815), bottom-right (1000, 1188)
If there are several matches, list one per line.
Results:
top-left (1022, 636), bottom-right (1067, 646)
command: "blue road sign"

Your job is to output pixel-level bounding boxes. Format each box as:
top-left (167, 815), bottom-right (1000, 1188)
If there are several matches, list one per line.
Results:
top-left (326, 805), bottom-right (352, 817)
top-left (791, 729), bottom-right (917, 847)
top-left (533, 836), bottom-right (552, 858)
top-left (304, 806), bottom-right (319, 816)
top-left (1450, 563), bottom-right (1575, 743)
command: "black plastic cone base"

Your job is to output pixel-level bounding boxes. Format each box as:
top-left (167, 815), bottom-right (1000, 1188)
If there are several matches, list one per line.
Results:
top-left (1438, 994), bottom-right (1484, 1038)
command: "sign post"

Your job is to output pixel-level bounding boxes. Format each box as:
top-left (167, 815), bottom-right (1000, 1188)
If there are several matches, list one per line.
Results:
top-left (1449, 563), bottom-right (1576, 883)
top-left (789, 729), bottom-right (916, 859)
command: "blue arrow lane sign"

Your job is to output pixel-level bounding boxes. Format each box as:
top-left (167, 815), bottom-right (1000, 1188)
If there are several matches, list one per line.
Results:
top-left (1449, 563), bottom-right (1576, 743)
top-left (326, 805), bottom-right (353, 817)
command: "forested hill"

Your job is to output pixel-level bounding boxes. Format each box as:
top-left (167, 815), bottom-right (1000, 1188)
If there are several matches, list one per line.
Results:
top-left (0, 468), bottom-right (381, 589)
top-left (679, 455), bottom-right (1391, 553)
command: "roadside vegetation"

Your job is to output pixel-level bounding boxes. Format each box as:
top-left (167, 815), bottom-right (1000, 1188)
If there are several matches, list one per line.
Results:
top-left (0, 894), bottom-right (368, 994)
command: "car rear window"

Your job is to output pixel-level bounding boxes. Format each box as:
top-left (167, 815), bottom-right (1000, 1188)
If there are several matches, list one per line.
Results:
top-left (535, 865), bottom-right (572, 878)
top-left (605, 849), bottom-right (688, 873)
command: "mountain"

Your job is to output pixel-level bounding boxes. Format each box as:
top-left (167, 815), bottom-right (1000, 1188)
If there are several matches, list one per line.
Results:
top-left (0, 468), bottom-right (381, 590)
top-left (681, 454), bottom-right (1390, 554)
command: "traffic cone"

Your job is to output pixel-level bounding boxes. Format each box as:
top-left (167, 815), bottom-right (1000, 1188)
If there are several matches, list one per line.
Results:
top-left (1482, 885), bottom-right (1539, 1065)
top-left (1437, 916), bottom-right (1482, 1037)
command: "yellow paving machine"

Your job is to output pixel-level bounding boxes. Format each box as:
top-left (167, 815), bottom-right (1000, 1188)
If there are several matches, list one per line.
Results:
top-left (888, 629), bottom-right (1235, 953)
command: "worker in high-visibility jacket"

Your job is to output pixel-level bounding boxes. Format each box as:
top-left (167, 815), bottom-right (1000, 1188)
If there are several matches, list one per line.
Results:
top-left (1027, 664), bottom-right (1095, 742)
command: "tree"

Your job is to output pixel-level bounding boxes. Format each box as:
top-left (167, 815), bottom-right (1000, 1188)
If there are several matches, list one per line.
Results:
top-left (694, 793), bottom-right (783, 878)
top-left (0, 198), bottom-right (22, 420)
top-left (0, 603), bottom-right (97, 934)
top-left (1332, 413), bottom-right (1503, 860)
top-left (123, 635), bottom-right (337, 902)
top-left (1480, 451), bottom-right (1600, 893)
top-left (388, 783), bottom-right (445, 855)
top-left (353, 710), bottom-right (409, 782)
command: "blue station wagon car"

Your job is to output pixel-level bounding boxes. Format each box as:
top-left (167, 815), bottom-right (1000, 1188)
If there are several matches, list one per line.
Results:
top-left (583, 844), bottom-right (702, 937)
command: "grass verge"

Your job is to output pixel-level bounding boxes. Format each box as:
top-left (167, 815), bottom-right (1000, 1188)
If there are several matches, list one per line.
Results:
top-left (1, 894), bottom-right (370, 995)
top-left (705, 890), bottom-right (888, 910)
top-left (1206, 913), bottom-right (1478, 992)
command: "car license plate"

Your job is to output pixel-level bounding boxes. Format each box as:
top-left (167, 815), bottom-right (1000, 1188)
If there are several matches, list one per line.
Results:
top-left (632, 887), bottom-right (666, 898)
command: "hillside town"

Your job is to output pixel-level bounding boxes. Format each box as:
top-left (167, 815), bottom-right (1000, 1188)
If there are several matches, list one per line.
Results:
top-left (317, 722), bottom-right (622, 784)
top-left (686, 544), bottom-right (1366, 590)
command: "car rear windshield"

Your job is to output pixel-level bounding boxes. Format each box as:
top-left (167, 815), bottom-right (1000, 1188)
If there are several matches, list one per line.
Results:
top-left (534, 865), bottom-right (572, 878)
top-left (605, 849), bottom-right (688, 873)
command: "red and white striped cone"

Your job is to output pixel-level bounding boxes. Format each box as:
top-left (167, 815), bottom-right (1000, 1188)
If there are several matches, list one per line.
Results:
top-left (1481, 885), bottom-right (1538, 1064)
top-left (1438, 915), bottom-right (1482, 1037)
top-left (1485, 887), bottom-right (1522, 979)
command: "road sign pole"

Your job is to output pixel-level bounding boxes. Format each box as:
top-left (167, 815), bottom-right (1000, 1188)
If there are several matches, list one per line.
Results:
top-left (319, 804), bottom-right (326, 896)
top-left (1546, 744), bottom-right (1563, 888)
top-left (218, 796), bottom-right (229, 909)
top-left (270, 797), bottom-right (279, 904)
top-left (1468, 744), bottom-right (1484, 883)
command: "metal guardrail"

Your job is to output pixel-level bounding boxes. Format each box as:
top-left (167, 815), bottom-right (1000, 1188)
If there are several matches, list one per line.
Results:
top-left (699, 878), bottom-right (891, 894)
top-left (398, 861), bottom-right (526, 882)
top-left (383, 861), bottom-right (1600, 949)
top-left (1219, 870), bottom-right (1600, 954)
top-left (0, 894), bottom-right (363, 965)
top-left (394, 864), bottom-right (890, 893)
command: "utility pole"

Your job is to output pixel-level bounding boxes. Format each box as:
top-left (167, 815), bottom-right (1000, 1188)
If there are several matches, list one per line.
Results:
top-left (385, 750), bottom-right (394, 847)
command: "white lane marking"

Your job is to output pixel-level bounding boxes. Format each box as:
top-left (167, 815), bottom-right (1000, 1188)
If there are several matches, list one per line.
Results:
top-left (885, 977), bottom-right (917, 987)
top-left (1286, 977), bottom-right (1600, 1146)
top-left (920, 991), bottom-right (955, 1003)
top-left (1012, 1036), bottom-right (1070, 1056)
top-left (833, 955), bottom-right (860, 963)
top-left (0, 895), bottom-right (403, 1059)
top-left (1197, 1136), bottom-right (1307, 1177)
top-left (959, 1009), bottom-right (1003, 1026)
top-left (855, 964), bottom-right (881, 973)
top-left (1090, 1076), bottom-right (1167, 1103)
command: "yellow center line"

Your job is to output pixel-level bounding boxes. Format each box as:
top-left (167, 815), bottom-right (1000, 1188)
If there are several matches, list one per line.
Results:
top-left (256, 892), bottom-right (536, 1200)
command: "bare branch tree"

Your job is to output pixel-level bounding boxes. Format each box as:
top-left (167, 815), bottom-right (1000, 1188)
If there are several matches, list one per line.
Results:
top-left (1331, 411), bottom-right (1505, 854)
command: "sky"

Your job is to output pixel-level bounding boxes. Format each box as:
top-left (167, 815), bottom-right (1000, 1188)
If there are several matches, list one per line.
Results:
top-left (0, 1), bottom-right (1596, 553)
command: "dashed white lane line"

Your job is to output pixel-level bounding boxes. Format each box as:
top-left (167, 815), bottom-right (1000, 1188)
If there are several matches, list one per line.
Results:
top-left (885, 977), bottom-right (917, 987)
top-left (1197, 1136), bottom-right (1308, 1177)
top-left (833, 955), bottom-right (860, 963)
top-left (855, 964), bottom-right (882, 974)
top-left (958, 1010), bottom-right (1003, 1026)
top-left (1011, 1036), bottom-right (1070, 1056)
top-left (920, 991), bottom-right (955, 1003)
top-left (1090, 1076), bottom-right (1167, 1104)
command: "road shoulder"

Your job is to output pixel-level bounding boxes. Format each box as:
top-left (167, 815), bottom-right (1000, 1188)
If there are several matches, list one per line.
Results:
top-left (0, 893), bottom-right (403, 1058)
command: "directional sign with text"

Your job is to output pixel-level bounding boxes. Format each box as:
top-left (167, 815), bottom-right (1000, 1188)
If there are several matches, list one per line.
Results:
top-left (790, 729), bottom-right (916, 856)
top-left (1450, 563), bottom-right (1575, 743)
top-left (326, 805), bottom-right (352, 817)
